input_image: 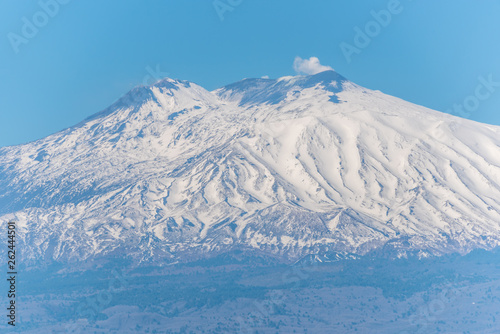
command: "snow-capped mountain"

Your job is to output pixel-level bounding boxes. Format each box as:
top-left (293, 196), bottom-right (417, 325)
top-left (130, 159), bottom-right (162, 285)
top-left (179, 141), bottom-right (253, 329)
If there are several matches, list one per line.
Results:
top-left (2, 70), bottom-right (500, 264)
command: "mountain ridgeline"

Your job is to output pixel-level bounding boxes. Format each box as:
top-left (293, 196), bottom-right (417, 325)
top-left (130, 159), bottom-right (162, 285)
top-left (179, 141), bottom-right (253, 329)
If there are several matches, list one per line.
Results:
top-left (1, 70), bottom-right (500, 265)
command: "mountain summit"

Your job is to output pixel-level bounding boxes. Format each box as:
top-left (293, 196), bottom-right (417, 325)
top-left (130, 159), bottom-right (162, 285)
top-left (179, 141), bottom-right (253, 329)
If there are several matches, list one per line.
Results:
top-left (215, 70), bottom-right (348, 105)
top-left (1, 70), bottom-right (500, 264)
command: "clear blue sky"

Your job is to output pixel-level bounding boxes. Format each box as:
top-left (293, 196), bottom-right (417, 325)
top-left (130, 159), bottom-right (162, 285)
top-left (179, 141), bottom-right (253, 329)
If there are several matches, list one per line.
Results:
top-left (1, 0), bottom-right (499, 147)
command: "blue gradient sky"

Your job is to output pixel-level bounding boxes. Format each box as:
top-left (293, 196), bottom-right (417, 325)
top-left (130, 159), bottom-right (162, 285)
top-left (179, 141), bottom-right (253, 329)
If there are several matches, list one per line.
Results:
top-left (1, 0), bottom-right (499, 147)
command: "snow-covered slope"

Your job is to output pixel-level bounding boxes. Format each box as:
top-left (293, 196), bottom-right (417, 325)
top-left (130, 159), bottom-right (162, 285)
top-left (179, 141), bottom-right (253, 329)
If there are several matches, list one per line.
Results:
top-left (1, 71), bottom-right (500, 264)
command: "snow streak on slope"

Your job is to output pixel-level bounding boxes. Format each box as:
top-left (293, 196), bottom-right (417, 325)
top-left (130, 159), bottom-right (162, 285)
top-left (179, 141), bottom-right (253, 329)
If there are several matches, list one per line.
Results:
top-left (1, 71), bottom-right (500, 264)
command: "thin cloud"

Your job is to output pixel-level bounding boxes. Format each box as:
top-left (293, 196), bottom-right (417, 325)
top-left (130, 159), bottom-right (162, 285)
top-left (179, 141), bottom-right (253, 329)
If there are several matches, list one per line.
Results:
top-left (293, 56), bottom-right (333, 75)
